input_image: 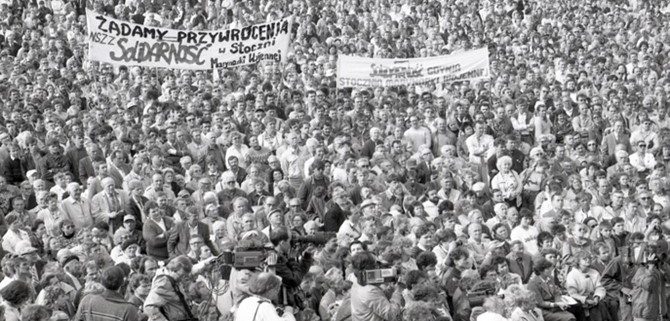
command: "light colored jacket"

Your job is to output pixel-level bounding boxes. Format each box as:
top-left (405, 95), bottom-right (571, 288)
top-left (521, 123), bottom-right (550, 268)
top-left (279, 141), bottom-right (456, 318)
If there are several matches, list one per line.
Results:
top-left (350, 284), bottom-right (402, 321)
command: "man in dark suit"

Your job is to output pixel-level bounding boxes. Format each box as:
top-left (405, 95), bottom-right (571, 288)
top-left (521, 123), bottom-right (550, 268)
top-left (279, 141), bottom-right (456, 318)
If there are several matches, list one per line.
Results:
top-left (506, 240), bottom-right (534, 283)
top-left (1, 143), bottom-right (25, 185)
top-left (125, 180), bottom-right (149, 226)
top-left (65, 133), bottom-right (87, 184)
top-left (167, 207), bottom-right (217, 258)
top-left (78, 143), bottom-right (103, 184)
top-left (142, 202), bottom-right (174, 261)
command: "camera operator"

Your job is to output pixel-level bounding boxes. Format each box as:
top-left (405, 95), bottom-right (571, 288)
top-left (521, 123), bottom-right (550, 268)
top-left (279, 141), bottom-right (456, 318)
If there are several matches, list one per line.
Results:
top-left (144, 255), bottom-right (195, 321)
top-left (216, 239), bottom-right (265, 319)
top-left (234, 272), bottom-right (296, 321)
top-left (350, 252), bottom-right (403, 321)
top-left (630, 251), bottom-right (668, 321)
top-left (268, 227), bottom-right (314, 309)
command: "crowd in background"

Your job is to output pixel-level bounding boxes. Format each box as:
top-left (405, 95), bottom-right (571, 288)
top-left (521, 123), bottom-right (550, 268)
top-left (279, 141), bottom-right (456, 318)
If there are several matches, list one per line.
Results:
top-left (1, 0), bottom-right (670, 320)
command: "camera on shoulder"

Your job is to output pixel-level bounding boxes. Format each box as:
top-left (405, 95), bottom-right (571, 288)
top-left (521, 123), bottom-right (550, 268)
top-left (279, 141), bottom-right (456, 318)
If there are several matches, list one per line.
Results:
top-left (363, 268), bottom-right (398, 285)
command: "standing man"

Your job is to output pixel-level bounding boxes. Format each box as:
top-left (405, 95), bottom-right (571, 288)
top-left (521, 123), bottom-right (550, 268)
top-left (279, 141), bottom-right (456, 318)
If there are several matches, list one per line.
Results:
top-left (168, 207), bottom-right (217, 258)
top-left (75, 265), bottom-right (141, 321)
top-left (465, 121), bottom-right (494, 164)
top-left (279, 132), bottom-right (308, 190)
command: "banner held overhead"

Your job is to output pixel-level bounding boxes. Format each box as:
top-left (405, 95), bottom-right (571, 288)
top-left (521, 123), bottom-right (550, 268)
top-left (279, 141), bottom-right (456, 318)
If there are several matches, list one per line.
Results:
top-left (336, 48), bottom-right (490, 88)
top-left (86, 9), bottom-right (292, 70)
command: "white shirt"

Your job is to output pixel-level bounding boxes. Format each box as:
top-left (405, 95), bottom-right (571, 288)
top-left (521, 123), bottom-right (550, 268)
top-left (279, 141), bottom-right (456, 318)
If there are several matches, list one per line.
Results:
top-left (226, 144), bottom-right (250, 169)
top-left (629, 152), bottom-right (657, 172)
top-left (477, 311), bottom-right (509, 321)
top-left (465, 133), bottom-right (494, 163)
top-left (2, 229), bottom-right (30, 255)
top-left (337, 219), bottom-right (361, 243)
top-left (510, 225), bottom-right (539, 256)
top-left (234, 296), bottom-right (295, 321)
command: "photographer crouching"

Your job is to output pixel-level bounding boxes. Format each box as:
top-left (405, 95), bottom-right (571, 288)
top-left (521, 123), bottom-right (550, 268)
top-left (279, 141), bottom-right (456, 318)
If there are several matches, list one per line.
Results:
top-left (350, 251), bottom-right (403, 321)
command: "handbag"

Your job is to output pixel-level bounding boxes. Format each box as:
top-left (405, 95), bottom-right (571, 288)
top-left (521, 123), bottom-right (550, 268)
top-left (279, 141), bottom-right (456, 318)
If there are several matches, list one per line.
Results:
top-left (164, 275), bottom-right (199, 321)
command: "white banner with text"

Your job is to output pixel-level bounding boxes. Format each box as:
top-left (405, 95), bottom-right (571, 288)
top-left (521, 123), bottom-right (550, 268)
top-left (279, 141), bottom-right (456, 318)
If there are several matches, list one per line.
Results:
top-left (337, 48), bottom-right (490, 88)
top-left (86, 9), bottom-right (292, 70)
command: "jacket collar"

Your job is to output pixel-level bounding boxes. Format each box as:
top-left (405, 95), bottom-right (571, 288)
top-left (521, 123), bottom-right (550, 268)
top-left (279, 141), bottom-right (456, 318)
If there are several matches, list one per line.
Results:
top-left (100, 289), bottom-right (127, 303)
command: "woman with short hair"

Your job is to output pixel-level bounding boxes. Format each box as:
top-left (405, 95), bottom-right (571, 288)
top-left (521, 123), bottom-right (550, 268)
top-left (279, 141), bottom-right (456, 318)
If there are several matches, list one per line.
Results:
top-left (234, 272), bottom-right (296, 321)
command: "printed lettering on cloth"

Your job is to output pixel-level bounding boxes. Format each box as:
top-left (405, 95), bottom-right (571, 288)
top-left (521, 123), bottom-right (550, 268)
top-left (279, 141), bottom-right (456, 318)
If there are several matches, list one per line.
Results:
top-left (336, 48), bottom-right (490, 88)
top-left (86, 9), bottom-right (292, 70)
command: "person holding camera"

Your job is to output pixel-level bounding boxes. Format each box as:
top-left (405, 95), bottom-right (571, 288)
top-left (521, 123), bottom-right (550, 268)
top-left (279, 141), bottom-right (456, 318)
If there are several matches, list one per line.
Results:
top-left (144, 255), bottom-right (196, 321)
top-left (350, 251), bottom-right (403, 321)
top-left (234, 272), bottom-right (296, 321)
top-left (630, 252), bottom-right (666, 321)
top-left (268, 227), bottom-right (314, 310)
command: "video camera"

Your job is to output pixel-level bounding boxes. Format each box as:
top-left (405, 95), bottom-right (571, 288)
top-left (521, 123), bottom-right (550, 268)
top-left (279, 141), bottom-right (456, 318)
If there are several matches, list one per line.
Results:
top-left (220, 251), bottom-right (267, 269)
top-left (363, 268), bottom-right (398, 285)
top-left (217, 249), bottom-right (269, 280)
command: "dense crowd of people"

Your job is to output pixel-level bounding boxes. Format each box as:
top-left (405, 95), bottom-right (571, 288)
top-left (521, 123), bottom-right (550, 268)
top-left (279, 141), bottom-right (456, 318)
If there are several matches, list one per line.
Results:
top-left (0, 0), bottom-right (670, 320)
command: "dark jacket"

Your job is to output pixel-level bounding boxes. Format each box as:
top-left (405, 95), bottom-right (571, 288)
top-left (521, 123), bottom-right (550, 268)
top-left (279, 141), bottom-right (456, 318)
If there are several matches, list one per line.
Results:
top-left (65, 146), bottom-right (87, 184)
top-left (323, 204), bottom-right (348, 233)
top-left (297, 176), bottom-right (330, 209)
top-left (1, 155), bottom-right (25, 185)
top-left (75, 289), bottom-right (141, 321)
top-left (42, 152), bottom-right (71, 182)
top-left (78, 156), bottom-right (96, 184)
top-left (142, 217), bottom-right (174, 260)
top-left (631, 266), bottom-right (666, 320)
top-left (125, 195), bottom-right (149, 229)
top-left (506, 252), bottom-right (533, 283)
top-left (167, 221), bottom-right (218, 258)
top-left (274, 251), bottom-right (313, 308)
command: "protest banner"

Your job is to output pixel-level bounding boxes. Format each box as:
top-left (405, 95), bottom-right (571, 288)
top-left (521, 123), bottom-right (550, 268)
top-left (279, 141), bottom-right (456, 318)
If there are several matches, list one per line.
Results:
top-left (336, 48), bottom-right (490, 88)
top-left (86, 9), bottom-right (292, 70)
